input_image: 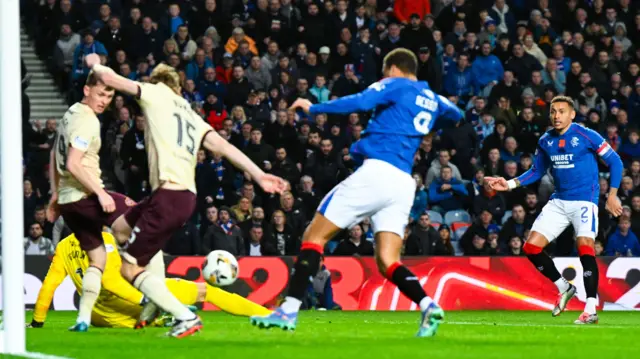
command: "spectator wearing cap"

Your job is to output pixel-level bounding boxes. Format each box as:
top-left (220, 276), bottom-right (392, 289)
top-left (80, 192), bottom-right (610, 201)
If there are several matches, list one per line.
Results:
top-left (405, 211), bottom-right (448, 256)
top-left (332, 63), bottom-right (365, 97)
top-left (492, 34), bottom-right (512, 64)
top-left (401, 13), bottom-right (436, 56)
top-left (444, 53), bottom-right (474, 104)
top-left (478, 17), bottom-right (499, 48)
top-left (416, 46), bottom-right (441, 92)
top-left (472, 42), bottom-right (504, 97)
top-left (202, 206), bottom-right (245, 256)
top-left (613, 22), bottom-right (632, 52)
top-left (225, 27), bottom-right (258, 56)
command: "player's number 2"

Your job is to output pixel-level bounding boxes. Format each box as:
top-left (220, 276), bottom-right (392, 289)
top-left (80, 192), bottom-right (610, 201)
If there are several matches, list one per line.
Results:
top-left (413, 111), bottom-right (433, 134)
top-left (174, 114), bottom-right (196, 155)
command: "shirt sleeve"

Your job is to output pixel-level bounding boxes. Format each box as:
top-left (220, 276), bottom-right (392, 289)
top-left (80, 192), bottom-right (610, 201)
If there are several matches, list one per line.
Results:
top-left (436, 94), bottom-right (464, 124)
top-left (136, 82), bottom-right (166, 108)
top-left (309, 79), bottom-right (395, 114)
top-left (33, 248), bottom-right (67, 323)
top-left (68, 114), bottom-right (98, 152)
top-left (584, 129), bottom-right (623, 189)
top-left (516, 144), bottom-right (549, 186)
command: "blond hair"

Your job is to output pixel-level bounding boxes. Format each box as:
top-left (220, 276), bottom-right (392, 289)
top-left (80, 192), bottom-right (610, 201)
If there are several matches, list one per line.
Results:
top-left (149, 63), bottom-right (181, 92)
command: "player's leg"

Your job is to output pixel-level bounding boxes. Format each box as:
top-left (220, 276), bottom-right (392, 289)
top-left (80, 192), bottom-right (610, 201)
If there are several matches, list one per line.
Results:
top-left (164, 279), bottom-right (272, 316)
top-left (524, 200), bottom-right (576, 316)
top-left (134, 251), bottom-right (166, 328)
top-left (60, 201), bottom-right (107, 331)
top-left (571, 202), bottom-right (599, 324)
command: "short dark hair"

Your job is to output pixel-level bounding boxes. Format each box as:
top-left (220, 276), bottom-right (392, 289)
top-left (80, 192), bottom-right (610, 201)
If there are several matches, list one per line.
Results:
top-left (550, 95), bottom-right (575, 109)
top-left (383, 48), bottom-right (418, 76)
top-left (85, 71), bottom-right (113, 91)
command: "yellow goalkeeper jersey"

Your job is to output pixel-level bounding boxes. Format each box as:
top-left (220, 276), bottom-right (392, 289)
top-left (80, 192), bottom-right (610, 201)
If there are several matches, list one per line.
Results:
top-left (33, 233), bottom-right (144, 323)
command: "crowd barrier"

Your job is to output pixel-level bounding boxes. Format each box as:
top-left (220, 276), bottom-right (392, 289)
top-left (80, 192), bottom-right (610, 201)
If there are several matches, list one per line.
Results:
top-left (2, 256), bottom-right (639, 311)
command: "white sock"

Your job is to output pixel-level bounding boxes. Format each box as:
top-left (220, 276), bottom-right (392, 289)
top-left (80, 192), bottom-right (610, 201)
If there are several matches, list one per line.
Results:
top-left (554, 277), bottom-right (570, 293)
top-left (585, 297), bottom-right (598, 314)
top-left (281, 296), bottom-right (302, 314)
top-left (419, 296), bottom-right (434, 311)
top-left (146, 251), bottom-right (165, 279)
top-left (77, 266), bottom-right (102, 324)
top-left (133, 271), bottom-right (195, 321)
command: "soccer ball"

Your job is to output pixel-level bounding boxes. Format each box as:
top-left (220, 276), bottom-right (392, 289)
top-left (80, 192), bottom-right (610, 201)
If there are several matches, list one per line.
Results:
top-left (202, 250), bottom-right (239, 287)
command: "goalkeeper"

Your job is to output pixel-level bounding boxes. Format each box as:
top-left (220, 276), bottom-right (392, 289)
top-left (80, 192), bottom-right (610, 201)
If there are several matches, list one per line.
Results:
top-left (28, 232), bottom-right (271, 328)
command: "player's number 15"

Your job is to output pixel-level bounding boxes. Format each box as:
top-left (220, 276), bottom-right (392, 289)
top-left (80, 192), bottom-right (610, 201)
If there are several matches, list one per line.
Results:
top-left (413, 111), bottom-right (433, 135)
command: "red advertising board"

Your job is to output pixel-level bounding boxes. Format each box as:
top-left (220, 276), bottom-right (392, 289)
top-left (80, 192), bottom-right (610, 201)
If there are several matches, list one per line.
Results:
top-left (4, 256), bottom-right (640, 311)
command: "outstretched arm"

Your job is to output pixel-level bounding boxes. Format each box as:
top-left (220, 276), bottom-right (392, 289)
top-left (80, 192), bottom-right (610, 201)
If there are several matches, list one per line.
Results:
top-left (293, 81), bottom-right (394, 115)
top-left (84, 54), bottom-right (139, 96)
top-left (487, 145), bottom-right (548, 191)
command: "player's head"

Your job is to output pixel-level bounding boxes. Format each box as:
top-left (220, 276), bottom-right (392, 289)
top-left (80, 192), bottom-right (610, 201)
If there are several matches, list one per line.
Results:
top-left (83, 71), bottom-right (115, 114)
top-left (382, 48), bottom-right (418, 79)
top-left (549, 95), bottom-right (576, 132)
top-left (149, 63), bottom-right (181, 94)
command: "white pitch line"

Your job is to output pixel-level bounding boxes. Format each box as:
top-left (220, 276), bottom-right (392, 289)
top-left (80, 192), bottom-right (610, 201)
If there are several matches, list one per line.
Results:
top-left (447, 321), bottom-right (631, 329)
top-left (4, 351), bottom-right (74, 359)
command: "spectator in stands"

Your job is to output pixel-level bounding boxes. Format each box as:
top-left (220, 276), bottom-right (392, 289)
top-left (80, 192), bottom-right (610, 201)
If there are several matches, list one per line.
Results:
top-left (410, 174), bottom-right (428, 222)
top-left (473, 182), bottom-right (506, 221)
top-left (231, 197), bottom-right (253, 222)
top-left (120, 115), bottom-right (148, 201)
top-left (428, 165), bottom-right (468, 214)
top-left (504, 236), bottom-right (524, 256)
top-left (203, 206), bottom-right (245, 256)
top-left (165, 222), bottom-right (201, 256)
top-left (186, 48), bottom-right (214, 83)
top-left (499, 204), bottom-right (531, 246)
top-left (505, 42), bottom-right (542, 86)
top-left (405, 212), bottom-right (447, 255)
top-left (304, 138), bottom-right (346, 195)
top-left (53, 23), bottom-right (81, 90)
top-left (72, 30), bottom-right (107, 82)
top-left (246, 226), bottom-right (278, 256)
top-left (461, 209), bottom-right (494, 254)
top-left (436, 224), bottom-right (455, 256)
top-left (425, 149), bottom-right (462, 186)
top-left (246, 56), bottom-right (272, 91)
top-left (605, 216), bottom-right (640, 256)
top-left (267, 210), bottom-right (298, 255)
top-left (472, 42), bottom-right (504, 97)
top-left (24, 222), bottom-right (55, 256)
top-left (333, 224), bottom-right (374, 256)
top-left (444, 53), bottom-right (474, 104)
top-left (31, 206), bottom-right (53, 240)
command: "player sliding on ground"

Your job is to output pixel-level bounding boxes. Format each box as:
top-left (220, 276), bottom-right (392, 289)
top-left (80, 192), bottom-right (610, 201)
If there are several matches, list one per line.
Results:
top-left (84, 54), bottom-right (286, 338)
top-left (250, 48), bottom-right (463, 337)
top-left (486, 96), bottom-right (623, 324)
top-left (48, 72), bottom-right (137, 332)
top-left (27, 232), bottom-right (271, 329)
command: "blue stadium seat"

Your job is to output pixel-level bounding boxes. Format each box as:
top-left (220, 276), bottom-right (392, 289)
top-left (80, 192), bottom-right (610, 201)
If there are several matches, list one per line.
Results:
top-left (444, 210), bottom-right (472, 226)
top-left (426, 210), bottom-right (443, 225)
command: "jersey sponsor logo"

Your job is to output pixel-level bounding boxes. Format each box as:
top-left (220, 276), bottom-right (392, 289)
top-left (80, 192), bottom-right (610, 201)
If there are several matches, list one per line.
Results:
top-left (550, 154), bottom-right (575, 169)
top-left (72, 136), bottom-right (89, 150)
top-left (105, 244), bottom-right (115, 253)
top-left (571, 137), bottom-right (579, 147)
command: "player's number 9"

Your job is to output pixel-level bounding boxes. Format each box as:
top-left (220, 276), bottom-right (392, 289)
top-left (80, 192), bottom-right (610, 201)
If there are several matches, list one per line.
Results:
top-left (413, 111), bottom-right (433, 135)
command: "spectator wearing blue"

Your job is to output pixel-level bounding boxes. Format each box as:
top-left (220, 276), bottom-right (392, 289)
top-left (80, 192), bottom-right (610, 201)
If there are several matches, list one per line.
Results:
top-left (500, 137), bottom-right (522, 163)
top-left (471, 42), bottom-right (504, 98)
top-left (428, 165), bottom-right (468, 215)
top-left (619, 129), bottom-right (640, 167)
top-left (198, 67), bottom-right (227, 101)
top-left (90, 3), bottom-right (111, 35)
top-left (551, 43), bottom-right (571, 75)
top-left (465, 97), bottom-right (487, 125)
top-left (185, 48), bottom-right (213, 83)
top-left (541, 58), bottom-right (566, 94)
top-left (168, 3), bottom-right (185, 35)
top-left (310, 75), bottom-right (330, 103)
top-left (606, 216), bottom-right (640, 256)
top-left (488, 0), bottom-right (517, 38)
top-left (628, 80), bottom-right (640, 121)
top-left (475, 111), bottom-right (495, 145)
top-left (350, 28), bottom-right (379, 86)
top-left (72, 31), bottom-right (107, 81)
top-left (410, 174), bottom-right (428, 222)
top-left (304, 257), bottom-right (340, 310)
top-left (444, 53), bottom-right (474, 105)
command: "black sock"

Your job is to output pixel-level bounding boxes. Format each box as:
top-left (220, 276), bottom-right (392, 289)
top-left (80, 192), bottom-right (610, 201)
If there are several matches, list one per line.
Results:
top-left (526, 252), bottom-right (562, 282)
top-left (580, 255), bottom-right (599, 298)
top-left (287, 249), bottom-right (322, 300)
top-left (389, 265), bottom-right (427, 305)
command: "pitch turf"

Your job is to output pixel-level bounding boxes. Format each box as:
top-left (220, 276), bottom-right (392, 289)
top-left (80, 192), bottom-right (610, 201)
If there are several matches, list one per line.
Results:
top-left (11, 311), bottom-right (640, 359)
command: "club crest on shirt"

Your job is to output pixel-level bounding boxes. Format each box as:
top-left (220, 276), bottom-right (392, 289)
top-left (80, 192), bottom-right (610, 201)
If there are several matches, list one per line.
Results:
top-left (571, 137), bottom-right (579, 147)
top-left (547, 140), bottom-right (554, 147)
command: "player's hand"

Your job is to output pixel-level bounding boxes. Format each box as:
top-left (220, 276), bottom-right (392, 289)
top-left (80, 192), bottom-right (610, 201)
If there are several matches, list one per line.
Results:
top-left (47, 194), bottom-right (60, 222)
top-left (289, 98), bottom-right (313, 114)
top-left (26, 319), bottom-right (44, 328)
top-left (84, 53), bottom-right (101, 69)
top-left (485, 177), bottom-right (510, 191)
top-left (606, 195), bottom-right (623, 217)
top-left (256, 173), bottom-right (287, 194)
top-left (98, 191), bottom-right (116, 213)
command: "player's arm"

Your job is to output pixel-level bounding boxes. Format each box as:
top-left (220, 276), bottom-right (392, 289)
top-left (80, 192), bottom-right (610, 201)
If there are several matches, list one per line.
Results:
top-left (66, 144), bottom-right (115, 211)
top-left (300, 81), bottom-right (394, 115)
top-left (436, 94), bottom-right (464, 124)
top-left (487, 144), bottom-right (549, 191)
top-left (47, 146), bottom-right (61, 222)
top-left (30, 249), bottom-right (67, 327)
top-left (85, 55), bottom-right (139, 96)
top-left (202, 130), bottom-right (286, 194)
top-left (591, 135), bottom-right (624, 217)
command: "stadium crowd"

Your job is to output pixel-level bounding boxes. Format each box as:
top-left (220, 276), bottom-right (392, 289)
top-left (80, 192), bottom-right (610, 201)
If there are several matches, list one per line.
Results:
top-left (18, 0), bottom-right (640, 258)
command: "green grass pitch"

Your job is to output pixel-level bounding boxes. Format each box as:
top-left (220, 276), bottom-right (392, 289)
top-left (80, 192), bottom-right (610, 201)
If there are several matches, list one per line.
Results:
top-left (10, 311), bottom-right (640, 359)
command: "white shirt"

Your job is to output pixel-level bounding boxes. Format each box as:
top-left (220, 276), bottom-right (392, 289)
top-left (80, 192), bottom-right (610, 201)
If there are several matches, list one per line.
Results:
top-left (249, 243), bottom-right (262, 256)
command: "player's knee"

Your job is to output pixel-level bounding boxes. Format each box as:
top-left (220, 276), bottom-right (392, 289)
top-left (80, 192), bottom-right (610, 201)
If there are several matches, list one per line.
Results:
top-left (522, 242), bottom-right (544, 255)
top-left (86, 246), bottom-right (107, 270)
top-left (577, 238), bottom-right (596, 256)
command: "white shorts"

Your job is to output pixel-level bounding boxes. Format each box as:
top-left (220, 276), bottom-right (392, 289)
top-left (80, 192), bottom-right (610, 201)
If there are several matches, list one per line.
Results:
top-left (531, 199), bottom-right (599, 241)
top-left (317, 159), bottom-right (416, 237)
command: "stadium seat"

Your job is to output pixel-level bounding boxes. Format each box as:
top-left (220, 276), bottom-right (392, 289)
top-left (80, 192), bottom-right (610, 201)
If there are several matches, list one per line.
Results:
top-left (502, 211), bottom-right (512, 224)
top-left (426, 210), bottom-right (443, 225)
top-left (430, 222), bottom-right (441, 230)
top-left (444, 210), bottom-right (472, 226)
top-left (451, 241), bottom-right (463, 256)
top-left (451, 222), bottom-right (471, 240)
